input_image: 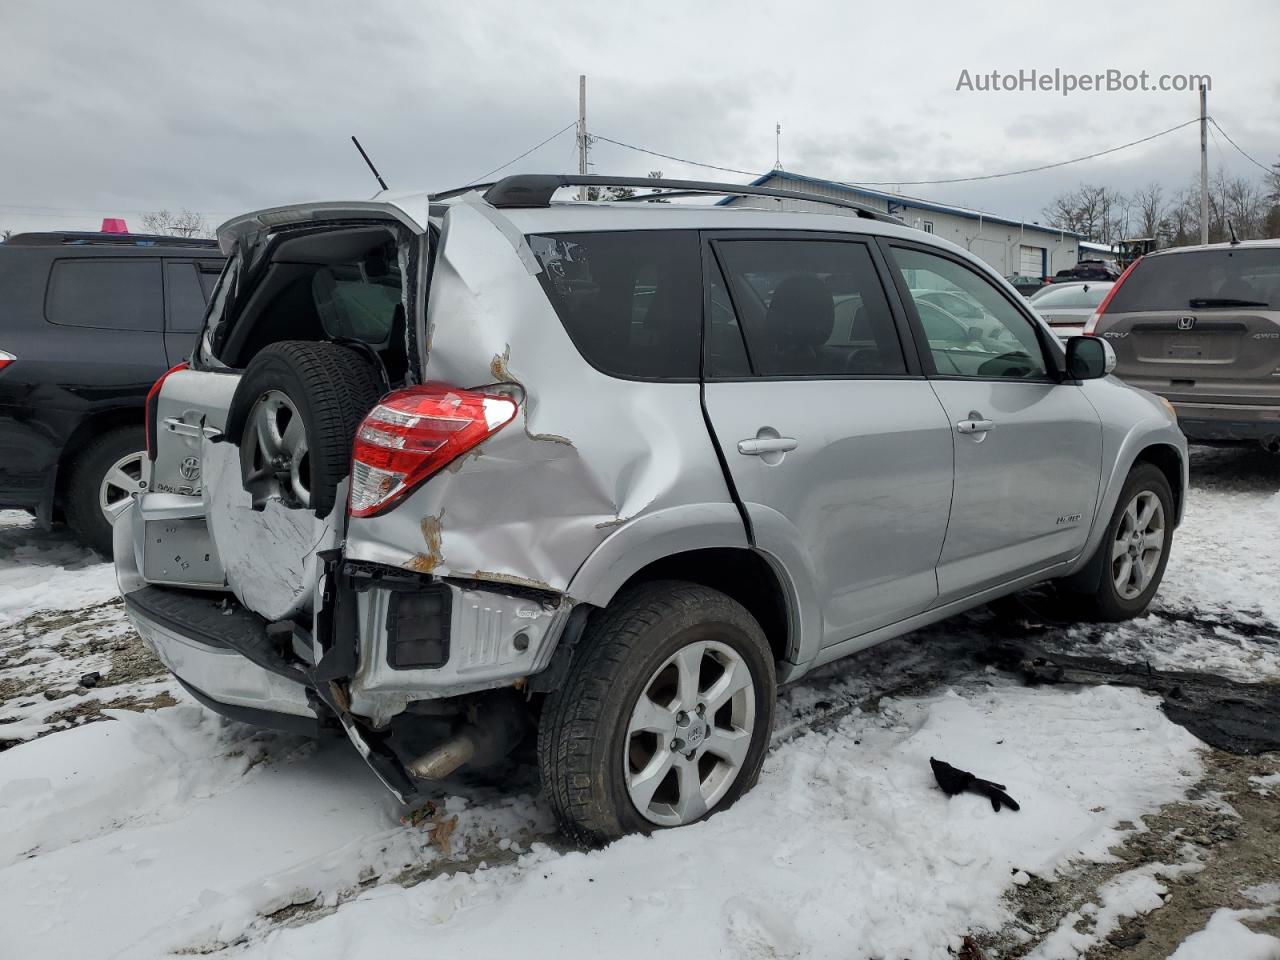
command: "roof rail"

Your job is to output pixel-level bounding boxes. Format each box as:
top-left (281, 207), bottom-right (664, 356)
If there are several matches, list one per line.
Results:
top-left (5, 231), bottom-right (220, 248)
top-left (429, 175), bottom-right (901, 223)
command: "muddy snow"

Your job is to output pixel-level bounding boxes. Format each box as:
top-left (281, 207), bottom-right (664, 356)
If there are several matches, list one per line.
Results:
top-left (2, 445), bottom-right (1278, 959)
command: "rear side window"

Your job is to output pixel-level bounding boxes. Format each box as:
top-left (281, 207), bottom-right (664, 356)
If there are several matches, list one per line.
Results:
top-left (713, 238), bottom-right (906, 377)
top-left (528, 231), bottom-right (701, 380)
top-left (197, 261), bottom-right (223, 300)
top-left (45, 258), bottom-right (163, 332)
top-left (164, 261), bottom-right (210, 333)
top-left (1109, 248), bottom-right (1280, 312)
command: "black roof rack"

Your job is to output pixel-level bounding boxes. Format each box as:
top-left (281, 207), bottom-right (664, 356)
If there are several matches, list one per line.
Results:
top-left (5, 231), bottom-right (220, 248)
top-left (430, 175), bottom-right (901, 223)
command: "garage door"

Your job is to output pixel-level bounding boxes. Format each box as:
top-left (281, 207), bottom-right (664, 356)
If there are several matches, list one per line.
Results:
top-left (1019, 245), bottom-right (1045, 276)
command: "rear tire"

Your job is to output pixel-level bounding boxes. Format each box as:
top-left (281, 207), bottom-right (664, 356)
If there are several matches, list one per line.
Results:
top-left (537, 581), bottom-right (776, 847)
top-left (1066, 464), bottom-right (1174, 622)
top-left (63, 426), bottom-right (145, 557)
top-left (226, 341), bottom-right (384, 518)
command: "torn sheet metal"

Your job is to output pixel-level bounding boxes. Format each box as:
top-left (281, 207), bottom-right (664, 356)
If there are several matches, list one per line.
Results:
top-left (203, 438), bottom-right (340, 622)
top-left (344, 200), bottom-right (740, 594)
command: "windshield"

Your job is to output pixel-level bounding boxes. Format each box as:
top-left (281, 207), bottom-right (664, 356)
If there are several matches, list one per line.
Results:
top-left (1029, 283), bottom-right (1111, 309)
top-left (1108, 248), bottom-right (1280, 312)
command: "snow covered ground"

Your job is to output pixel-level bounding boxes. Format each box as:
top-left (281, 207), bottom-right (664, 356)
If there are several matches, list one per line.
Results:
top-left (2, 445), bottom-right (1278, 959)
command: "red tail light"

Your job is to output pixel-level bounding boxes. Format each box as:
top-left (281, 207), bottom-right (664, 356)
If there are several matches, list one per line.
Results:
top-left (0, 349), bottom-right (14, 372)
top-left (145, 362), bottom-right (188, 458)
top-left (1083, 257), bottom-right (1142, 335)
top-left (349, 384), bottom-right (518, 518)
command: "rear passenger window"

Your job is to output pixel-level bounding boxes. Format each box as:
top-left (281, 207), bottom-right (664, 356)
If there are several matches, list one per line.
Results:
top-left (528, 231), bottom-right (701, 379)
top-left (45, 259), bottom-right (163, 332)
top-left (165, 261), bottom-right (209, 333)
top-left (712, 239), bottom-right (906, 377)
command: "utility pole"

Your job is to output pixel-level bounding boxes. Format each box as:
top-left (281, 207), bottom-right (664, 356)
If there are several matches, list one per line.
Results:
top-left (1199, 83), bottom-right (1209, 245)
top-left (578, 75), bottom-right (588, 201)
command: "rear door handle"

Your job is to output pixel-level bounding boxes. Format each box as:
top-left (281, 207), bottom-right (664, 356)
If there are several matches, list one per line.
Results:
top-left (737, 437), bottom-right (799, 455)
top-left (955, 418), bottom-right (994, 435)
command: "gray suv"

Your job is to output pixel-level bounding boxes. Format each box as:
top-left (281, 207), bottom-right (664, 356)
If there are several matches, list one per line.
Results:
top-left (116, 175), bottom-right (1187, 844)
top-left (1086, 240), bottom-right (1280, 452)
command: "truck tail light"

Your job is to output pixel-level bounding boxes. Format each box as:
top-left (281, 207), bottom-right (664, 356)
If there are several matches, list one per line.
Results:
top-left (0, 349), bottom-right (14, 372)
top-left (1084, 257), bottom-right (1142, 335)
top-left (349, 384), bottom-right (518, 518)
top-left (145, 362), bottom-right (188, 459)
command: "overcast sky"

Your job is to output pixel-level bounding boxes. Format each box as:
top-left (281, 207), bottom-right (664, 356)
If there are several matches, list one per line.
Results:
top-left (2, 0), bottom-right (1278, 236)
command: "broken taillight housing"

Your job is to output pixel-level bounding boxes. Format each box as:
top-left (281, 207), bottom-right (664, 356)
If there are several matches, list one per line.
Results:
top-left (145, 362), bottom-right (188, 459)
top-left (349, 384), bottom-right (518, 518)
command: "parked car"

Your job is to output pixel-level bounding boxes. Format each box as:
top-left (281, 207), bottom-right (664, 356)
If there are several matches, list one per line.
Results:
top-left (1055, 259), bottom-right (1122, 282)
top-left (117, 175), bottom-right (1187, 844)
top-left (1028, 280), bottom-right (1115, 338)
top-left (1006, 273), bottom-right (1050, 297)
top-left (1086, 240), bottom-right (1280, 451)
top-left (0, 231), bottom-right (224, 553)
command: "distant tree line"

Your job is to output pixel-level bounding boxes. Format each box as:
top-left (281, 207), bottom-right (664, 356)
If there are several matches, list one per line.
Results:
top-left (1042, 159), bottom-right (1280, 248)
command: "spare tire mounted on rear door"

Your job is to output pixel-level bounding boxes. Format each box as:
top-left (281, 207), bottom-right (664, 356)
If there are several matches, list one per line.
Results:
top-left (226, 340), bottom-right (385, 519)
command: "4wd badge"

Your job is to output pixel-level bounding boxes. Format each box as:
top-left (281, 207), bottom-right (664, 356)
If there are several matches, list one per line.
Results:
top-left (179, 456), bottom-right (202, 481)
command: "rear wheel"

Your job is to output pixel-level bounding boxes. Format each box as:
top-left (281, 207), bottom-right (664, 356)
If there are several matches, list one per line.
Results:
top-left (538, 581), bottom-right (776, 846)
top-left (63, 426), bottom-right (146, 556)
top-left (1067, 464), bottom-right (1174, 621)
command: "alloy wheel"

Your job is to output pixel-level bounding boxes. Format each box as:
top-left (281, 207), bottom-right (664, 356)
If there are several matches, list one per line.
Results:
top-left (98, 451), bottom-right (145, 525)
top-left (1112, 490), bottom-right (1165, 600)
top-left (240, 390), bottom-right (311, 509)
top-left (624, 639), bottom-right (756, 827)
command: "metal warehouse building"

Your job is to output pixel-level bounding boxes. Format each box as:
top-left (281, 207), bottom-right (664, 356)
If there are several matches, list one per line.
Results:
top-left (720, 170), bottom-right (1083, 279)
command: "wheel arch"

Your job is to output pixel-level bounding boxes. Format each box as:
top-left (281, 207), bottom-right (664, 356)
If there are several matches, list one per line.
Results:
top-left (54, 407), bottom-right (144, 506)
top-left (1132, 442), bottom-right (1185, 526)
top-left (564, 503), bottom-right (798, 666)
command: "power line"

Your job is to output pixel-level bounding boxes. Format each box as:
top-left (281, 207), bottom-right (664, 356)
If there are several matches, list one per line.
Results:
top-left (595, 117), bottom-right (1202, 189)
top-left (467, 121), bottom-right (578, 185)
top-left (1209, 118), bottom-right (1275, 176)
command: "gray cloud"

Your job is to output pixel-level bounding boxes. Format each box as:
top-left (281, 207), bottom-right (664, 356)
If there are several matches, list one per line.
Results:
top-left (1, 0), bottom-right (1276, 235)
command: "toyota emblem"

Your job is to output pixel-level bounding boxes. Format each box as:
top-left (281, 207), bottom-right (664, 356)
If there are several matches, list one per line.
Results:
top-left (179, 456), bottom-right (202, 481)
top-left (1177, 316), bottom-right (1196, 331)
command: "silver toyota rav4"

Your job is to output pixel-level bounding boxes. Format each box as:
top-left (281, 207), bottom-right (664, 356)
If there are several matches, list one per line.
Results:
top-left (116, 175), bottom-right (1187, 843)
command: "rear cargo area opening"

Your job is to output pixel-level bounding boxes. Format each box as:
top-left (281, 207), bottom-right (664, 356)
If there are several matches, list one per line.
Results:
top-left (210, 224), bottom-right (412, 384)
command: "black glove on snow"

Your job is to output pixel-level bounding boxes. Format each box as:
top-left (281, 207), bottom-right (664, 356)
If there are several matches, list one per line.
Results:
top-left (930, 757), bottom-right (1021, 812)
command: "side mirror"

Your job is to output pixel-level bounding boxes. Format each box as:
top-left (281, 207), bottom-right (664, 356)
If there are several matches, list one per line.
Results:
top-left (1065, 336), bottom-right (1116, 380)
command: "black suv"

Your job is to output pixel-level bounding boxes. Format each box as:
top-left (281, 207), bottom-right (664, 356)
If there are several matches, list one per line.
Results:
top-left (0, 231), bottom-right (224, 554)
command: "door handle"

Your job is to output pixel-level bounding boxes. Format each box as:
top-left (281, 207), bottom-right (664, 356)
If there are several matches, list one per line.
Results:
top-left (955, 417), bottom-right (994, 435)
top-left (737, 437), bottom-right (799, 455)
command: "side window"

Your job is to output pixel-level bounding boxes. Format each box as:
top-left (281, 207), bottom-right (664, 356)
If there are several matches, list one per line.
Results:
top-left (705, 256), bottom-right (751, 377)
top-left (45, 259), bottom-right (163, 332)
top-left (164, 261), bottom-right (208, 333)
top-left (311, 248), bottom-right (404, 344)
top-left (528, 230), bottom-right (701, 379)
top-left (196, 261), bottom-right (223, 301)
top-left (713, 239), bottom-right (906, 377)
top-left (889, 246), bottom-right (1048, 380)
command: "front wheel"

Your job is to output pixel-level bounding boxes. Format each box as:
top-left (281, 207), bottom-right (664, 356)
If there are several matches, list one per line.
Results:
top-left (1068, 464), bottom-right (1174, 621)
top-left (538, 581), bottom-right (776, 846)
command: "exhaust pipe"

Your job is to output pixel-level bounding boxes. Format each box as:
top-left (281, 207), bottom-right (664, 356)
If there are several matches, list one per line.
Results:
top-left (406, 693), bottom-right (526, 781)
top-left (1261, 436), bottom-right (1280, 455)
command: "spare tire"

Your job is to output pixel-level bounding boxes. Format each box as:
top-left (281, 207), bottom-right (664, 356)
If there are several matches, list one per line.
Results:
top-left (226, 341), bottom-right (385, 519)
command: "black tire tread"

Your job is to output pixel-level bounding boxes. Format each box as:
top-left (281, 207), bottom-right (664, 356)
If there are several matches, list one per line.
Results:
top-left (537, 580), bottom-right (774, 847)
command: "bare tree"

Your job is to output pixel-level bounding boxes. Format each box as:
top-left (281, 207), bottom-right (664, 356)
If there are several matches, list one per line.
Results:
top-left (141, 208), bottom-right (211, 238)
top-left (1, 229), bottom-right (11, 242)
top-left (1042, 184), bottom-right (1129, 244)
top-left (1130, 183), bottom-right (1165, 245)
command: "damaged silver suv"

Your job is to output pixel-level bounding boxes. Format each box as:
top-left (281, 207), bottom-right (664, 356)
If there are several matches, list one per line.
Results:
top-left (116, 175), bottom-right (1187, 843)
